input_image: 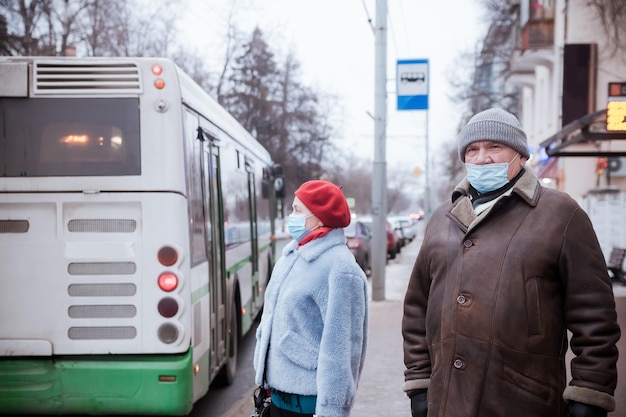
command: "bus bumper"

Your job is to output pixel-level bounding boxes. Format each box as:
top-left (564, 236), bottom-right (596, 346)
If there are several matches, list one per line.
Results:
top-left (0, 348), bottom-right (194, 415)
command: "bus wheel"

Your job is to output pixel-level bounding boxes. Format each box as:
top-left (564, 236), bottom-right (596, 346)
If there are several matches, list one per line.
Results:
top-left (216, 299), bottom-right (239, 385)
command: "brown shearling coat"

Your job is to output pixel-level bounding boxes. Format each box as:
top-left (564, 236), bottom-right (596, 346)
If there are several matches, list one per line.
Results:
top-left (402, 169), bottom-right (620, 417)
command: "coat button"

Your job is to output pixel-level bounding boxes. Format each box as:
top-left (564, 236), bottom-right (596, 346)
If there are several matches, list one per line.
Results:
top-left (457, 295), bottom-right (466, 304)
top-left (453, 358), bottom-right (464, 369)
top-left (463, 240), bottom-right (473, 248)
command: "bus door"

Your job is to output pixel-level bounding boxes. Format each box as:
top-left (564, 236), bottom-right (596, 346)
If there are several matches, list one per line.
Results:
top-left (245, 157), bottom-right (259, 282)
top-left (200, 131), bottom-right (227, 377)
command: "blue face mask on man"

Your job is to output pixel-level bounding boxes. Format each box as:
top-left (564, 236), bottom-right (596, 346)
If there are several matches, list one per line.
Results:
top-left (287, 213), bottom-right (313, 242)
top-left (465, 154), bottom-right (519, 194)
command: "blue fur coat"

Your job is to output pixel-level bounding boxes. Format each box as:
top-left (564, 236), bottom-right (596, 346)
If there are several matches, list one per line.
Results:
top-left (254, 228), bottom-right (369, 417)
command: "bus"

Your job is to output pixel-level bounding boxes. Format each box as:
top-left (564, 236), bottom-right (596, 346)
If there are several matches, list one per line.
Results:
top-left (0, 56), bottom-right (283, 415)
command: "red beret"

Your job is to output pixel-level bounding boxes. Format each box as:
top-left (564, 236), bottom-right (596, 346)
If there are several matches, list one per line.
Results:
top-left (294, 180), bottom-right (351, 229)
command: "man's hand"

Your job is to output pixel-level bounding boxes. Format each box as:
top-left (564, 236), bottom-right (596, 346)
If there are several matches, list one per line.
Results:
top-left (408, 389), bottom-right (427, 417)
top-left (566, 401), bottom-right (607, 417)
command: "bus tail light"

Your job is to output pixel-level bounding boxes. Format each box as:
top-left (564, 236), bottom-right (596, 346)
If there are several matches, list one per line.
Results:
top-left (158, 323), bottom-right (179, 344)
top-left (158, 272), bottom-right (178, 292)
top-left (158, 246), bottom-right (178, 266)
top-left (158, 297), bottom-right (179, 317)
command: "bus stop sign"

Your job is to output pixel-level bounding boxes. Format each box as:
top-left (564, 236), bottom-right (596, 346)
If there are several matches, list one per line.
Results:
top-left (397, 59), bottom-right (429, 110)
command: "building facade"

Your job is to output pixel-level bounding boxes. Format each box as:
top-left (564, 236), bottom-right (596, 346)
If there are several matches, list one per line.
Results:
top-left (506, 0), bottom-right (626, 200)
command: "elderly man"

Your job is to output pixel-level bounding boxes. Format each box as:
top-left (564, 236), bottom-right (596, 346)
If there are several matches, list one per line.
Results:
top-left (402, 108), bottom-right (620, 417)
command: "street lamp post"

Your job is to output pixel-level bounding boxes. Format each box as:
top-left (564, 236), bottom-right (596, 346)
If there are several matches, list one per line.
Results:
top-left (371, 0), bottom-right (387, 302)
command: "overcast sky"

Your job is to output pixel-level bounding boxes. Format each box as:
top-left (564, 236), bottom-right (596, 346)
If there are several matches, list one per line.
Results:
top-left (179, 0), bottom-right (488, 174)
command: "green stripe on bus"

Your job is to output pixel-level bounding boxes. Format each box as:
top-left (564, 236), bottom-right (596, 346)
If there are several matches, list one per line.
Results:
top-left (191, 241), bottom-right (271, 302)
top-left (191, 283), bottom-right (209, 304)
top-left (227, 256), bottom-right (252, 276)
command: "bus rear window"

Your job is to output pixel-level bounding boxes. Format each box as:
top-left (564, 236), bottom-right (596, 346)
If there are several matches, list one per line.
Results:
top-left (0, 97), bottom-right (140, 177)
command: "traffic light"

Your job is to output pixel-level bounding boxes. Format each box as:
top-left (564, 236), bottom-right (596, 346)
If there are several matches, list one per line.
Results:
top-left (274, 177), bottom-right (285, 199)
top-left (261, 164), bottom-right (285, 199)
top-left (273, 164), bottom-right (285, 199)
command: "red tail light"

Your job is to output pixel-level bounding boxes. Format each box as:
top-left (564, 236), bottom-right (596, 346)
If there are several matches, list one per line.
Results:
top-left (158, 297), bottom-right (179, 318)
top-left (158, 246), bottom-right (178, 266)
top-left (158, 272), bottom-right (178, 292)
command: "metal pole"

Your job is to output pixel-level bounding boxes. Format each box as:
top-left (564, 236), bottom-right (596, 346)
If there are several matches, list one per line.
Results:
top-left (371, 0), bottom-right (387, 301)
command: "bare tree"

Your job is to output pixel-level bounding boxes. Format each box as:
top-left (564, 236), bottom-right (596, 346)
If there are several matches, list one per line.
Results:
top-left (0, 0), bottom-right (181, 56)
top-left (171, 46), bottom-right (214, 93)
top-left (432, 140), bottom-right (466, 204)
top-left (222, 27), bottom-right (334, 197)
top-left (116, 0), bottom-right (181, 57)
top-left (80, 0), bottom-right (128, 56)
top-left (0, 0), bottom-right (52, 55)
top-left (326, 153), bottom-right (373, 216)
top-left (588, 0), bottom-right (626, 56)
top-left (387, 167), bottom-right (417, 214)
top-left (214, 0), bottom-right (246, 102)
top-left (0, 14), bottom-right (10, 54)
top-left (277, 51), bottom-right (333, 193)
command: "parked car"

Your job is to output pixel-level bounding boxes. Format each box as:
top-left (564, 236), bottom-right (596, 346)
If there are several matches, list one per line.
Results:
top-left (387, 217), bottom-right (405, 250)
top-left (388, 215), bottom-right (417, 244)
top-left (357, 217), bottom-right (399, 260)
top-left (409, 210), bottom-right (425, 221)
top-left (344, 219), bottom-right (372, 275)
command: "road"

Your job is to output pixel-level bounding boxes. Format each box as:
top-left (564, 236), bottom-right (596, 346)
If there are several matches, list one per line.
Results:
top-left (189, 318), bottom-right (259, 417)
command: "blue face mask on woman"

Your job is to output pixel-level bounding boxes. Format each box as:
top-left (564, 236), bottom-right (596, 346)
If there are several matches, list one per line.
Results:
top-left (287, 213), bottom-right (313, 242)
top-left (465, 154), bottom-right (519, 194)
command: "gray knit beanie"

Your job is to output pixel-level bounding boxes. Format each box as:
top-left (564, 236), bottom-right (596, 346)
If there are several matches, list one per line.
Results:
top-left (458, 108), bottom-right (529, 162)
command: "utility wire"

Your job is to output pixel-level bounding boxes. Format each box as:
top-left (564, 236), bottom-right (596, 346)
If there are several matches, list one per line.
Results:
top-left (360, 0), bottom-right (375, 34)
top-left (388, 7), bottom-right (400, 58)
top-left (396, 0), bottom-right (413, 57)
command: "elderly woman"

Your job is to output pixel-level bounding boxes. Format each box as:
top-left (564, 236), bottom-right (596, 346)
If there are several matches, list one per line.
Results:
top-left (254, 180), bottom-right (369, 417)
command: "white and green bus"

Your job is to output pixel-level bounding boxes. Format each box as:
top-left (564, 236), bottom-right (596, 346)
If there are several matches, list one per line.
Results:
top-left (0, 56), bottom-right (282, 415)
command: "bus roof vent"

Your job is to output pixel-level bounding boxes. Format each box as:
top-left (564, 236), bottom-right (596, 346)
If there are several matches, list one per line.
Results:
top-left (33, 61), bottom-right (142, 94)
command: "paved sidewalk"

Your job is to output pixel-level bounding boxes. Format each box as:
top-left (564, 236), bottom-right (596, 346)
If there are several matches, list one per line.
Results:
top-left (350, 232), bottom-right (421, 417)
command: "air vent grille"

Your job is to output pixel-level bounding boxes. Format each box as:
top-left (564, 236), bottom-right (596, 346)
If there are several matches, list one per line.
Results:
top-left (68, 326), bottom-right (137, 340)
top-left (68, 305), bottom-right (137, 319)
top-left (34, 61), bottom-right (142, 94)
top-left (68, 283), bottom-right (136, 297)
top-left (68, 219), bottom-right (137, 233)
top-left (0, 220), bottom-right (29, 233)
top-left (68, 262), bottom-right (137, 275)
